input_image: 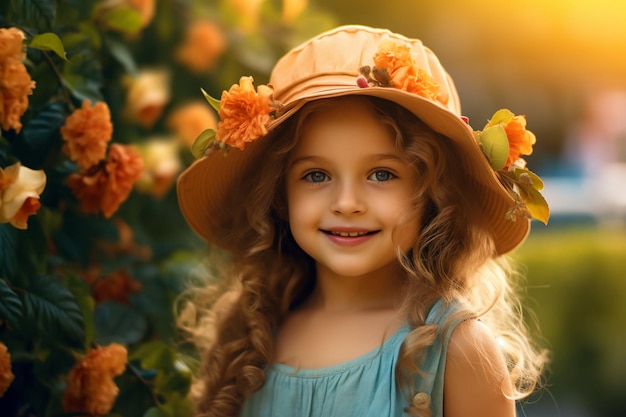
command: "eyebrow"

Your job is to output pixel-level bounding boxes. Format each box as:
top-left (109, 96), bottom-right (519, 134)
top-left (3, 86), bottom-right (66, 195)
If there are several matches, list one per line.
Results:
top-left (289, 153), bottom-right (405, 168)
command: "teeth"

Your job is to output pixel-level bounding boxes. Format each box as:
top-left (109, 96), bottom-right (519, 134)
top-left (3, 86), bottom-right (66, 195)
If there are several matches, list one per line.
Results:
top-left (331, 231), bottom-right (368, 237)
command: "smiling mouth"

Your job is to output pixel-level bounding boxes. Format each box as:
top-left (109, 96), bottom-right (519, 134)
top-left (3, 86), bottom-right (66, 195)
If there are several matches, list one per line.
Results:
top-left (323, 230), bottom-right (378, 237)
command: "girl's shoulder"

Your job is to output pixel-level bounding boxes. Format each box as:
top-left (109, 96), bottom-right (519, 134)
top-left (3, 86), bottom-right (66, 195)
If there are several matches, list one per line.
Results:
top-left (442, 319), bottom-right (515, 416)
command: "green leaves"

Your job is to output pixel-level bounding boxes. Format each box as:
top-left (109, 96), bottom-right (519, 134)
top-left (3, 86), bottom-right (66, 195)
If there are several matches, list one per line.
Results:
top-left (62, 50), bottom-right (104, 102)
top-left (0, 279), bottom-right (22, 325)
top-left (20, 101), bottom-right (67, 167)
top-left (22, 274), bottom-right (85, 348)
top-left (29, 32), bottom-right (68, 61)
top-left (94, 302), bottom-right (146, 345)
top-left (501, 167), bottom-right (550, 224)
top-left (190, 128), bottom-right (216, 159)
top-left (476, 124), bottom-right (509, 171)
top-left (9, 0), bottom-right (56, 31)
top-left (201, 88), bottom-right (221, 112)
top-left (99, 5), bottom-right (143, 36)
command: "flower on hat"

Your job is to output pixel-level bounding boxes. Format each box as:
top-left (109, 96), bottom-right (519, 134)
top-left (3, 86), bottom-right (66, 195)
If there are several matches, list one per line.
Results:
top-left (216, 76), bottom-right (275, 150)
top-left (359, 39), bottom-right (448, 106)
top-left (191, 76), bottom-right (278, 157)
top-left (475, 109), bottom-right (549, 224)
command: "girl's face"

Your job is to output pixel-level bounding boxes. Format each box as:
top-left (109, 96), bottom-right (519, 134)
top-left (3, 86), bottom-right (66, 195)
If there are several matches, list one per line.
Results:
top-left (285, 99), bottom-right (422, 281)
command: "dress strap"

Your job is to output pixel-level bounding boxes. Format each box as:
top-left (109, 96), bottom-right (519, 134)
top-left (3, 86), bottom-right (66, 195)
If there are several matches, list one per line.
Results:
top-left (411, 298), bottom-right (466, 417)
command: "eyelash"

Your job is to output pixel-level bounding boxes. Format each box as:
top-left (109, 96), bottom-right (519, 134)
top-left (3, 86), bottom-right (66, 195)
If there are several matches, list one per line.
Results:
top-left (302, 170), bottom-right (329, 183)
top-left (301, 169), bottom-right (397, 183)
top-left (368, 169), bottom-right (396, 182)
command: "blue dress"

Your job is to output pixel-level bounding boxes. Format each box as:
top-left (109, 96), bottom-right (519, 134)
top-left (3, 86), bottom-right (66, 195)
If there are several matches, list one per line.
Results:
top-left (240, 299), bottom-right (462, 417)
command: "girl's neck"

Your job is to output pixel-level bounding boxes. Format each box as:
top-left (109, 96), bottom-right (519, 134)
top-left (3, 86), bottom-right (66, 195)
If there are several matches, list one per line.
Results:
top-left (306, 262), bottom-right (406, 313)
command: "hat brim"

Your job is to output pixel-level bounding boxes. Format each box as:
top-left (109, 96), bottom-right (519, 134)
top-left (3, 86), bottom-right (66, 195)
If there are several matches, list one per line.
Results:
top-left (177, 86), bottom-right (529, 255)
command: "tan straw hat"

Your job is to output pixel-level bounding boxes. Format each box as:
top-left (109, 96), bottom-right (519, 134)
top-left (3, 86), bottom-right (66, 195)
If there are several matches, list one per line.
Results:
top-left (177, 25), bottom-right (547, 255)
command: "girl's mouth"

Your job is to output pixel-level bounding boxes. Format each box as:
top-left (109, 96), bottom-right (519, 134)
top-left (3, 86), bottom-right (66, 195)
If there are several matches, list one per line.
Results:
top-left (321, 229), bottom-right (379, 247)
top-left (322, 229), bottom-right (379, 237)
top-left (328, 230), bottom-right (371, 237)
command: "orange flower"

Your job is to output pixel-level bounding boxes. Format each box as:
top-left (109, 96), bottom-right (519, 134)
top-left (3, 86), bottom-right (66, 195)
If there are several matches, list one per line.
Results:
top-left (94, 218), bottom-right (152, 260)
top-left (372, 40), bottom-right (446, 105)
top-left (91, 268), bottom-right (142, 304)
top-left (0, 342), bottom-right (15, 398)
top-left (95, 0), bottom-right (155, 32)
top-left (0, 27), bottom-right (26, 60)
top-left (136, 138), bottom-right (182, 198)
top-left (0, 162), bottom-right (46, 229)
top-left (167, 101), bottom-right (218, 147)
top-left (485, 109), bottom-right (536, 168)
top-left (124, 68), bottom-right (170, 129)
top-left (128, 0), bottom-right (156, 28)
top-left (62, 343), bottom-right (127, 416)
top-left (282, 0), bottom-right (307, 22)
top-left (216, 76), bottom-right (274, 150)
top-left (227, 0), bottom-right (263, 31)
top-left (67, 144), bottom-right (144, 218)
top-left (0, 57), bottom-right (36, 133)
top-left (175, 20), bottom-right (227, 74)
top-left (61, 100), bottom-right (113, 169)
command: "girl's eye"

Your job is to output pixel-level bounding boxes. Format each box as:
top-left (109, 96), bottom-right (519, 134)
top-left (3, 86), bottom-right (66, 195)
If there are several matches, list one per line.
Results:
top-left (368, 170), bottom-right (395, 182)
top-left (303, 171), bottom-right (329, 183)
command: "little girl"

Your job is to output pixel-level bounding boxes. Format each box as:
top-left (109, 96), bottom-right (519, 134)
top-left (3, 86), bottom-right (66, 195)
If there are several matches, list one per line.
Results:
top-left (177, 25), bottom-right (548, 417)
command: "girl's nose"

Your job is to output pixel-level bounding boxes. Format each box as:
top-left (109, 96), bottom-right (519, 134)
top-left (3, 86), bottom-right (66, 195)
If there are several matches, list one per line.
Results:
top-left (330, 181), bottom-right (366, 215)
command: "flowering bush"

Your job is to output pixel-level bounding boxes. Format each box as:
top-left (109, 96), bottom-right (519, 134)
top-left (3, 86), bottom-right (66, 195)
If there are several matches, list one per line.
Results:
top-left (0, 0), bottom-right (334, 416)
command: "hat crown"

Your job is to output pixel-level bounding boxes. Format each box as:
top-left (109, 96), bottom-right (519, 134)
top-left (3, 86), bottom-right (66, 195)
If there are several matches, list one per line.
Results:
top-left (269, 25), bottom-right (461, 115)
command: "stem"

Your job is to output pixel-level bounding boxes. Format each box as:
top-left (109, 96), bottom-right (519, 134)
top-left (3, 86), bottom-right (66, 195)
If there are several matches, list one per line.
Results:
top-left (127, 362), bottom-right (163, 407)
top-left (20, 27), bottom-right (75, 112)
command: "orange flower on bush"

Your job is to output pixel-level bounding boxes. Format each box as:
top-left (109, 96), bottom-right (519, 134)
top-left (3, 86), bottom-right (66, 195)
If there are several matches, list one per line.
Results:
top-left (61, 100), bottom-right (113, 169)
top-left (0, 342), bottom-right (15, 398)
top-left (227, 0), bottom-right (263, 31)
top-left (0, 162), bottom-right (46, 229)
top-left (62, 343), bottom-right (127, 416)
top-left (136, 138), bottom-right (182, 198)
top-left (175, 20), bottom-right (227, 74)
top-left (215, 76), bottom-right (275, 150)
top-left (282, 0), bottom-right (307, 22)
top-left (484, 109), bottom-right (536, 169)
top-left (0, 28), bottom-right (36, 133)
top-left (90, 268), bottom-right (143, 304)
top-left (129, 0), bottom-right (156, 28)
top-left (124, 68), bottom-right (170, 129)
top-left (67, 144), bottom-right (144, 218)
top-left (371, 40), bottom-right (446, 105)
top-left (0, 27), bottom-right (25, 60)
top-left (167, 101), bottom-right (218, 147)
top-left (95, 0), bottom-right (155, 32)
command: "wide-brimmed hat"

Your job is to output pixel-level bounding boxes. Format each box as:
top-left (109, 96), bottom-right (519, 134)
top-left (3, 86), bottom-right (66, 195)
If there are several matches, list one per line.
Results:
top-left (177, 25), bottom-right (547, 255)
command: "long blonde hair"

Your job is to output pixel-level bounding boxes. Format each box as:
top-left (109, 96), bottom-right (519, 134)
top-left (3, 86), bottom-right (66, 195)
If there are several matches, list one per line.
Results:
top-left (178, 96), bottom-right (547, 417)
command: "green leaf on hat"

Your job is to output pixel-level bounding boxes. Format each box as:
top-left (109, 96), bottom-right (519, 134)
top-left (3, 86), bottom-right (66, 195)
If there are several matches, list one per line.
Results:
top-left (201, 88), bottom-right (221, 113)
top-left (488, 108), bottom-right (515, 125)
top-left (509, 166), bottom-right (545, 190)
top-left (517, 184), bottom-right (550, 224)
top-left (477, 124), bottom-right (509, 171)
top-left (191, 129), bottom-right (216, 159)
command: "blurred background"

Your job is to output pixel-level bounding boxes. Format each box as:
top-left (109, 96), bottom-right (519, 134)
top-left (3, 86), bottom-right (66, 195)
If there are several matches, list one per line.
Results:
top-left (1, 0), bottom-right (625, 416)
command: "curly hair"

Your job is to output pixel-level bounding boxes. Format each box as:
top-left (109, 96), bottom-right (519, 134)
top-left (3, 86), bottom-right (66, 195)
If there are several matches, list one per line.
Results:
top-left (178, 96), bottom-right (547, 417)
